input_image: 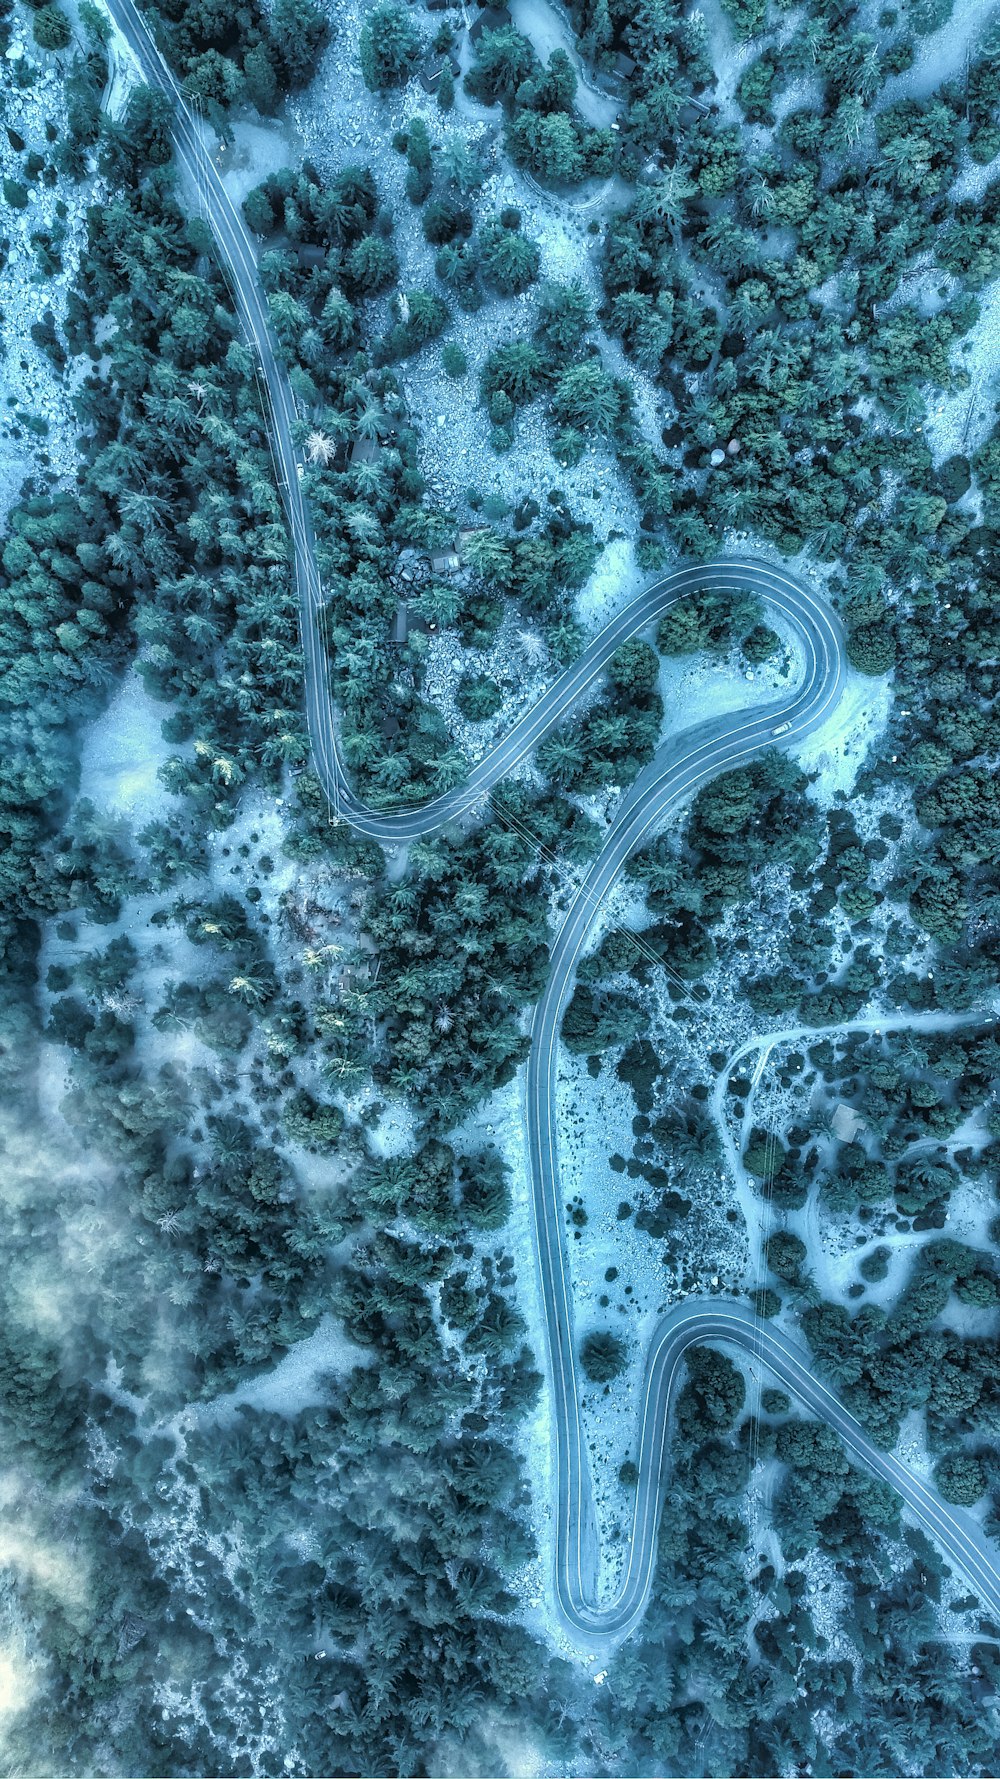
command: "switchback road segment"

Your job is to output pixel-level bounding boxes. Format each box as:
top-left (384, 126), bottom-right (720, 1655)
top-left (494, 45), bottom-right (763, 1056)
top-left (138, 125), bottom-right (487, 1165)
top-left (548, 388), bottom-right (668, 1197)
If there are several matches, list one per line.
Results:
top-left (105, 0), bottom-right (1000, 1654)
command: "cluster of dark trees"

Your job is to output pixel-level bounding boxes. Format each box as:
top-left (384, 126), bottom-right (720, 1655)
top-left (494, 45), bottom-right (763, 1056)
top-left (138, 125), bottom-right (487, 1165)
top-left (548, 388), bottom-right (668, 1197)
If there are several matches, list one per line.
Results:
top-left (37, 886), bottom-right (366, 1391)
top-left (0, 959), bottom-right (576, 1777)
top-left (137, 0), bottom-right (329, 117)
top-left (590, 700), bottom-right (1000, 1026)
top-left (559, 753), bottom-right (889, 1143)
top-left (539, 635), bottom-right (663, 793)
top-left (794, 1239), bottom-right (1000, 1470)
top-left (559, 0), bottom-right (714, 162)
top-left (480, 277), bottom-right (634, 463)
top-left (888, 1023), bottom-right (1000, 1153)
top-left (578, 0), bottom-right (1000, 627)
top-left (733, 1023), bottom-right (999, 1226)
top-left (359, 0), bottom-right (422, 92)
top-left (851, 522), bottom-right (1000, 1016)
top-left (601, 151), bottom-right (980, 580)
top-left (387, 120), bottom-right (551, 314)
top-left (0, 496), bottom-right (131, 931)
top-left (465, 22), bottom-right (617, 186)
top-left (656, 582), bottom-right (773, 660)
top-left (363, 784), bottom-right (599, 1122)
top-left (53, 105), bottom-right (343, 847)
top-left (610, 750), bottom-right (822, 996)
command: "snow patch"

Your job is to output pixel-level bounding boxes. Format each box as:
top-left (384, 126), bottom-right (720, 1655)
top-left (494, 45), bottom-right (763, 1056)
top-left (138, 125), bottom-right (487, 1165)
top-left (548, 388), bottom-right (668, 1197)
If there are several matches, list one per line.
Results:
top-left (77, 666), bottom-right (180, 823)
top-left (204, 1314), bottom-right (372, 1417)
top-left (796, 667), bottom-right (893, 804)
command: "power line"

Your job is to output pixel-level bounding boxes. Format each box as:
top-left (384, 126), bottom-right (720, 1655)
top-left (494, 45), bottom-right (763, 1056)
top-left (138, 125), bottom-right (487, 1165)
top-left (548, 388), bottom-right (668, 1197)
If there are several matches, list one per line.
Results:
top-left (488, 792), bottom-right (708, 1003)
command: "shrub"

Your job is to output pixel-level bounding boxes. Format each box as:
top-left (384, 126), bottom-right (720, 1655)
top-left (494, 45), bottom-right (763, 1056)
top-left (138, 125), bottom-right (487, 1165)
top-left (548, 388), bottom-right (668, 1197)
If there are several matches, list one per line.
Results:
top-left (742, 624), bottom-right (780, 664)
top-left (580, 1330), bottom-right (628, 1382)
top-left (423, 196), bottom-right (473, 245)
top-left (33, 3), bottom-right (72, 49)
top-left (743, 1126), bottom-right (786, 1179)
top-left (858, 1245), bottom-right (891, 1284)
top-left (281, 1089), bottom-right (344, 1153)
top-left (441, 341), bottom-right (468, 378)
top-left (346, 235), bottom-right (398, 295)
top-left (765, 1230), bottom-right (807, 1282)
top-left (935, 1452), bottom-right (987, 1505)
top-left (456, 674), bottom-right (503, 721)
top-left (753, 1287), bottom-right (781, 1317)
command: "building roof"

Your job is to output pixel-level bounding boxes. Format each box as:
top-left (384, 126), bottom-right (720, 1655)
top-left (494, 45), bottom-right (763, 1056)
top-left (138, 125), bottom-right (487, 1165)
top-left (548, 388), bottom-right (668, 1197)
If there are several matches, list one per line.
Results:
top-left (419, 51), bottom-right (460, 93)
top-left (470, 5), bottom-right (512, 42)
top-left (350, 436), bottom-right (383, 465)
top-left (831, 1103), bottom-right (866, 1143)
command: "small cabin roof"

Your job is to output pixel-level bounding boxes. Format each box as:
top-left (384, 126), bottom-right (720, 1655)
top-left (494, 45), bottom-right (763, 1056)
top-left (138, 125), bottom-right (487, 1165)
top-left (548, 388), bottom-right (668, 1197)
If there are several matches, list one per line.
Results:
top-left (832, 1103), bottom-right (866, 1143)
top-left (350, 436), bottom-right (383, 465)
top-left (419, 51), bottom-right (460, 92)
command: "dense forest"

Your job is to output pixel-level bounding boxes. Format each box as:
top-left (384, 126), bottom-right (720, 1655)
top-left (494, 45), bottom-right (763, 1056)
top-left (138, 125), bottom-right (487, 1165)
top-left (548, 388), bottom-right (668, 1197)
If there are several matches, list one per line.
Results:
top-left (0, 0), bottom-right (999, 1768)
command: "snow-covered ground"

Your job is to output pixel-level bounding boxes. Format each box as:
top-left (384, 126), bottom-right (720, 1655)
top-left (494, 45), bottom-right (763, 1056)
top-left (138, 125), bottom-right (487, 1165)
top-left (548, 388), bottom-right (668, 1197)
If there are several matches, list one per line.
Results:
top-left (657, 610), bottom-right (801, 732)
top-left (573, 535), bottom-right (644, 631)
top-left (421, 602), bottom-right (563, 770)
top-left (796, 665), bottom-right (894, 803)
top-left (558, 1040), bottom-right (661, 1601)
top-left (216, 115), bottom-right (306, 209)
top-left (199, 1313), bottom-right (372, 1418)
top-left (922, 279), bottom-right (1000, 468)
top-left (508, 0), bottom-right (621, 129)
top-left (894, 1405), bottom-right (935, 1483)
top-left (77, 667), bottom-right (181, 825)
top-left (698, 0), bottom-right (758, 123)
top-left (882, 0), bottom-right (1000, 101)
top-left (366, 1096), bottom-right (417, 1158)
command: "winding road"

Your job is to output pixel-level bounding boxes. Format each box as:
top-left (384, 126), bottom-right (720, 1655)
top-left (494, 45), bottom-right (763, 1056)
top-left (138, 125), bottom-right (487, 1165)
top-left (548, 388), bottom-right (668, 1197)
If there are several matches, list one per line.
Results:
top-left (105, 0), bottom-right (1000, 1656)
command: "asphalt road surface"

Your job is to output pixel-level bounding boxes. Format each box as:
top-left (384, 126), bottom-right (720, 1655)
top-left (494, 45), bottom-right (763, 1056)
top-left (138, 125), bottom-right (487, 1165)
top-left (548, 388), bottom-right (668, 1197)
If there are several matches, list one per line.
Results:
top-left (106, 0), bottom-right (1000, 1654)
